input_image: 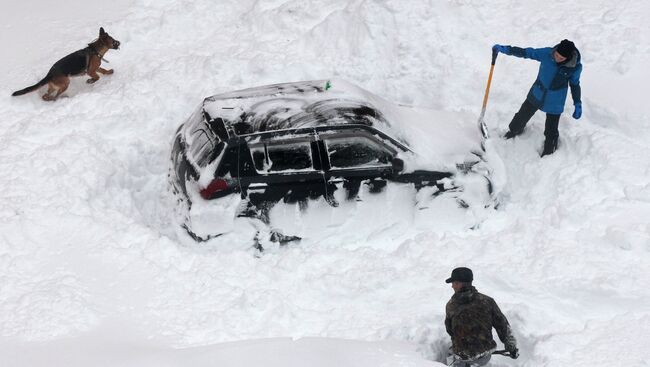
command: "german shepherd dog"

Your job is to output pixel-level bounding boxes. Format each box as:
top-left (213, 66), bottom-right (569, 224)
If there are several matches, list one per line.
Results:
top-left (12, 27), bottom-right (120, 101)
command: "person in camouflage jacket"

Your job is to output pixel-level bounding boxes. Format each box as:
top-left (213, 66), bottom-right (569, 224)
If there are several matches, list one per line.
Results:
top-left (444, 267), bottom-right (518, 366)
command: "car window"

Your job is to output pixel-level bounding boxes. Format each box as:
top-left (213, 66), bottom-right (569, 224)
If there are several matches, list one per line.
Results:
top-left (185, 108), bottom-right (221, 168)
top-left (190, 130), bottom-right (215, 167)
top-left (324, 135), bottom-right (393, 169)
top-left (250, 141), bottom-right (314, 173)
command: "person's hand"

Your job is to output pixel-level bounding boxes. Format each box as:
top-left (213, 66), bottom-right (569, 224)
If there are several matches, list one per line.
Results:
top-left (492, 44), bottom-right (508, 54)
top-left (573, 102), bottom-right (582, 119)
top-left (505, 345), bottom-right (519, 359)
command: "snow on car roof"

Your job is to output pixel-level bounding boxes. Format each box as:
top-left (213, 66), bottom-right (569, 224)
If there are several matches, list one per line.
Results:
top-left (202, 79), bottom-right (397, 137)
top-left (201, 79), bottom-right (484, 171)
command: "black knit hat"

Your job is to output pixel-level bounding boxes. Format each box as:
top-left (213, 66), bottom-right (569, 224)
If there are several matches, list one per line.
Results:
top-left (445, 267), bottom-right (473, 283)
top-left (556, 39), bottom-right (576, 58)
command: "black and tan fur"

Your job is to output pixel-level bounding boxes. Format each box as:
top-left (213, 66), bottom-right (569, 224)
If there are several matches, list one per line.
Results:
top-left (12, 27), bottom-right (120, 101)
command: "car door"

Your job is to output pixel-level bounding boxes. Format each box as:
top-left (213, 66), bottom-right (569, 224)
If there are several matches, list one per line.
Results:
top-left (319, 129), bottom-right (397, 202)
top-left (240, 133), bottom-right (327, 208)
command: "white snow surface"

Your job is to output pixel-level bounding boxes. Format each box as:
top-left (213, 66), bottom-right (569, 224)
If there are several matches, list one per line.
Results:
top-left (1, 0), bottom-right (650, 366)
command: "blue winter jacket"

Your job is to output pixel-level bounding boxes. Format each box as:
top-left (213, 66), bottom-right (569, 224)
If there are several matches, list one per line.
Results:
top-left (501, 45), bottom-right (582, 114)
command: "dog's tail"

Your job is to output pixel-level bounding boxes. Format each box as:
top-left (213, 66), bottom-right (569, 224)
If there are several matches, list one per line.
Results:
top-left (11, 75), bottom-right (50, 96)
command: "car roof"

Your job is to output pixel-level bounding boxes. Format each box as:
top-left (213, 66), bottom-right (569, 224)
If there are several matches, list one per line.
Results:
top-left (200, 80), bottom-right (404, 141)
top-left (193, 80), bottom-right (486, 173)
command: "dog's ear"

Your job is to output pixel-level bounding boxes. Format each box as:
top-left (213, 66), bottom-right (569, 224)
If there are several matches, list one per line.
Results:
top-left (99, 27), bottom-right (106, 36)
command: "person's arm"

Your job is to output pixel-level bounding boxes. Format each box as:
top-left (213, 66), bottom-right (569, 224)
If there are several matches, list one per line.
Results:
top-left (445, 316), bottom-right (453, 337)
top-left (493, 45), bottom-right (547, 62)
top-left (570, 64), bottom-right (583, 119)
top-left (491, 299), bottom-right (517, 354)
top-left (445, 302), bottom-right (454, 337)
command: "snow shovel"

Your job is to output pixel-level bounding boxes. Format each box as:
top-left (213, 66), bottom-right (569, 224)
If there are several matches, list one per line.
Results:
top-left (477, 48), bottom-right (499, 140)
top-left (493, 349), bottom-right (517, 359)
top-left (446, 350), bottom-right (515, 366)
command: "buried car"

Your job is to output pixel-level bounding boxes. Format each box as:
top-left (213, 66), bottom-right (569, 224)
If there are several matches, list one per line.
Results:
top-left (169, 80), bottom-right (496, 244)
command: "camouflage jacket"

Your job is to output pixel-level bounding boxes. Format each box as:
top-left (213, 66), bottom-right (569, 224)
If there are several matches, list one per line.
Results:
top-left (445, 286), bottom-right (516, 360)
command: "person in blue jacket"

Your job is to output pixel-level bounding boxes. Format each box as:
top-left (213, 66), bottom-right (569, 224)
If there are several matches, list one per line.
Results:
top-left (492, 39), bottom-right (582, 156)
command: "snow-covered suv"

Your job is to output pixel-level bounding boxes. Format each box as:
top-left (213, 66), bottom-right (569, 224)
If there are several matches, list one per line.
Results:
top-left (169, 80), bottom-right (494, 243)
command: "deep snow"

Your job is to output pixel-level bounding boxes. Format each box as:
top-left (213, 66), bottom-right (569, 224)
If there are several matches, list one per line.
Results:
top-left (1, 0), bottom-right (649, 366)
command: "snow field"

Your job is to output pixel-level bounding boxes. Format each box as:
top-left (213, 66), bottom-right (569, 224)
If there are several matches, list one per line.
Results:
top-left (1, 0), bottom-right (649, 366)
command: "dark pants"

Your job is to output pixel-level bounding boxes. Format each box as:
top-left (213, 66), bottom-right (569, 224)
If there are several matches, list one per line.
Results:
top-left (509, 100), bottom-right (560, 142)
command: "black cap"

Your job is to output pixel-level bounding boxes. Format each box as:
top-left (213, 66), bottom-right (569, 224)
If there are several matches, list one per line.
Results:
top-left (556, 39), bottom-right (575, 58)
top-left (445, 267), bottom-right (473, 283)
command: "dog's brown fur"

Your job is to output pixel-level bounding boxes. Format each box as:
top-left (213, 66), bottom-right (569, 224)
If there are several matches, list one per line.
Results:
top-left (12, 27), bottom-right (120, 101)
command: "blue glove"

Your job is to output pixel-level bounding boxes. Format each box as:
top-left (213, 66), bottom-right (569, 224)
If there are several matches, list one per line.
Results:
top-left (572, 102), bottom-right (582, 119)
top-left (492, 44), bottom-right (508, 54)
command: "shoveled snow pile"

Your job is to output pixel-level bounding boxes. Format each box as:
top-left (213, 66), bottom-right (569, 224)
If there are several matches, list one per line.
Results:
top-left (1, 0), bottom-right (649, 366)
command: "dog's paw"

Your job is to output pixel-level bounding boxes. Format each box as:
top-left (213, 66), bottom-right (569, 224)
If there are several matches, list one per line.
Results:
top-left (86, 78), bottom-right (98, 84)
top-left (105, 69), bottom-right (114, 74)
